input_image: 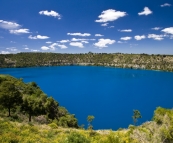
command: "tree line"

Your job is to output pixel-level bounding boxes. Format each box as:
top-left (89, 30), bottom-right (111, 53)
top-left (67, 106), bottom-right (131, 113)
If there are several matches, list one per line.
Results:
top-left (0, 52), bottom-right (173, 72)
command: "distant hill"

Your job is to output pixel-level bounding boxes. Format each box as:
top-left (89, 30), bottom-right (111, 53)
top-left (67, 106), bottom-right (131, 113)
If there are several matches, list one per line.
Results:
top-left (0, 52), bottom-right (173, 72)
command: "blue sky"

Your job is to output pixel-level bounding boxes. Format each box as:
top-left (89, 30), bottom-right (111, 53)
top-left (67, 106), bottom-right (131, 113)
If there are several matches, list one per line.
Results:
top-left (0, 0), bottom-right (173, 54)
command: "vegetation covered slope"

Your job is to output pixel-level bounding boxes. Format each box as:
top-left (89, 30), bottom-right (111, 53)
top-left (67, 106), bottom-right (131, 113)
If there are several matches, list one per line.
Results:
top-left (0, 107), bottom-right (173, 143)
top-left (0, 74), bottom-right (78, 128)
top-left (0, 52), bottom-right (173, 72)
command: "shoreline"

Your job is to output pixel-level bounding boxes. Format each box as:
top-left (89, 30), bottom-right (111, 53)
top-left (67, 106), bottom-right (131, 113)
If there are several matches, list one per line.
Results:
top-left (0, 63), bottom-right (172, 73)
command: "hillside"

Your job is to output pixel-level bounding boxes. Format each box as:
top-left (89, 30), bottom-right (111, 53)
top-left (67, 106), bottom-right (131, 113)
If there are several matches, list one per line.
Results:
top-left (0, 107), bottom-right (173, 143)
top-left (0, 53), bottom-right (173, 72)
top-left (0, 74), bottom-right (78, 128)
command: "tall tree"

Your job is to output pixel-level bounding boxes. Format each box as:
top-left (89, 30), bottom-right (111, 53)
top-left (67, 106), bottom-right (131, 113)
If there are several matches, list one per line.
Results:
top-left (22, 94), bottom-right (45, 122)
top-left (44, 97), bottom-right (59, 120)
top-left (132, 110), bottom-right (142, 125)
top-left (0, 81), bottom-right (22, 116)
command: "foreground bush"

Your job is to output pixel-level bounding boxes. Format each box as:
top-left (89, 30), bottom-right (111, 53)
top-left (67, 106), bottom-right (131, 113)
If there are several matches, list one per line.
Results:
top-left (63, 131), bottom-right (90, 143)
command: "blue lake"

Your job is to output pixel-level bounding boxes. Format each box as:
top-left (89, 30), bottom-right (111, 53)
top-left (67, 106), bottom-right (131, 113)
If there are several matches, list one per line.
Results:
top-left (1, 66), bottom-right (173, 130)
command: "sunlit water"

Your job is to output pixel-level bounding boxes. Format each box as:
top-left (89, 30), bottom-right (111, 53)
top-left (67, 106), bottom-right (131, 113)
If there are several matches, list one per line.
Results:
top-left (1, 66), bottom-right (173, 130)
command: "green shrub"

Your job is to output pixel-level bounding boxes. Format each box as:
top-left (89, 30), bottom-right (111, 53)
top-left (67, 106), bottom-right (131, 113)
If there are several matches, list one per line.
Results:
top-left (48, 122), bottom-right (58, 129)
top-left (63, 131), bottom-right (90, 143)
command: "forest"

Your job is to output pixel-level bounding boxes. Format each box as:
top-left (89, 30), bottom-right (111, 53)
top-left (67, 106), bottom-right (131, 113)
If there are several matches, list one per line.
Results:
top-left (0, 52), bottom-right (173, 72)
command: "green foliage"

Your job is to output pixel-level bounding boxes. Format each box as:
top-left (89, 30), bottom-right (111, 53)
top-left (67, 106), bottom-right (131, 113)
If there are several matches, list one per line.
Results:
top-left (48, 122), bottom-right (58, 129)
top-left (64, 131), bottom-right (90, 143)
top-left (87, 115), bottom-right (95, 123)
top-left (132, 110), bottom-right (142, 125)
top-left (130, 107), bottom-right (173, 143)
top-left (58, 114), bottom-right (78, 128)
top-left (0, 53), bottom-right (173, 72)
top-left (106, 132), bottom-right (121, 143)
top-left (0, 74), bottom-right (78, 128)
top-left (0, 106), bottom-right (172, 143)
top-left (0, 81), bottom-right (22, 116)
top-left (21, 94), bottom-right (45, 122)
top-left (87, 115), bottom-right (95, 130)
top-left (45, 97), bottom-right (59, 120)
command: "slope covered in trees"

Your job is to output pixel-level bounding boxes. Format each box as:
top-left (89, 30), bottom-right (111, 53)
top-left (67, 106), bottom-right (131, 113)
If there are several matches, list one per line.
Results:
top-left (0, 52), bottom-right (173, 72)
top-left (0, 74), bottom-right (78, 128)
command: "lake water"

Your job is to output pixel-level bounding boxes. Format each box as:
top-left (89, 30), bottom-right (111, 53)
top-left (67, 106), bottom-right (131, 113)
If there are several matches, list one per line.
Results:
top-left (1, 66), bottom-right (173, 130)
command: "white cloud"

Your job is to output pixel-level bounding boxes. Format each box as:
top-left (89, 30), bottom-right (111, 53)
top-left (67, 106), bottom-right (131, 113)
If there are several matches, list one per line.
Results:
top-left (119, 29), bottom-right (132, 32)
top-left (117, 41), bottom-right (127, 44)
top-left (71, 38), bottom-right (95, 42)
top-left (161, 3), bottom-right (171, 7)
top-left (39, 10), bottom-right (61, 19)
top-left (59, 40), bottom-right (70, 43)
top-left (70, 42), bottom-right (84, 48)
top-left (117, 41), bottom-right (123, 44)
top-left (148, 34), bottom-right (164, 40)
top-left (28, 35), bottom-right (37, 39)
top-left (161, 27), bottom-right (173, 35)
top-left (24, 48), bottom-right (29, 50)
top-left (37, 35), bottom-right (49, 39)
top-left (0, 51), bottom-right (10, 54)
top-left (46, 41), bottom-right (52, 44)
top-left (94, 39), bottom-right (115, 49)
top-left (71, 38), bottom-right (84, 41)
top-left (134, 35), bottom-right (146, 40)
top-left (42, 43), bottom-right (67, 50)
top-left (152, 27), bottom-right (161, 30)
top-left (138, 7), bottom-right (152, 16)
top-left (120, 37), bottom-right (132, 40)
top-left (49, 43), bottom-right (58, 50)
top-left (95, 34), bottom-right (104, 37)
top-left (101, 23), bottom-right (109, 26)
top-left (108, 26), bottom-right (114, 28)
top-left (6, 47), bottom-right (18, 52)
top-left (95, 9), bottom-right (127, 23)
top-left (81, 41), bottom-right (89, 43)
top-left (0, 20), bottom-right (21, 29)
top-left (41, 46), bottom-right (49, 50)
top-left (9, 29), bottom-right (30, 34)
top-left (31, 49), bottom-right (40, 52)
top-left (28, 35), bottom-right (50, 39)
top-left (57, 44), bottom-right (68, 49)
top-left (67, 33), bottom-right (91, 36)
